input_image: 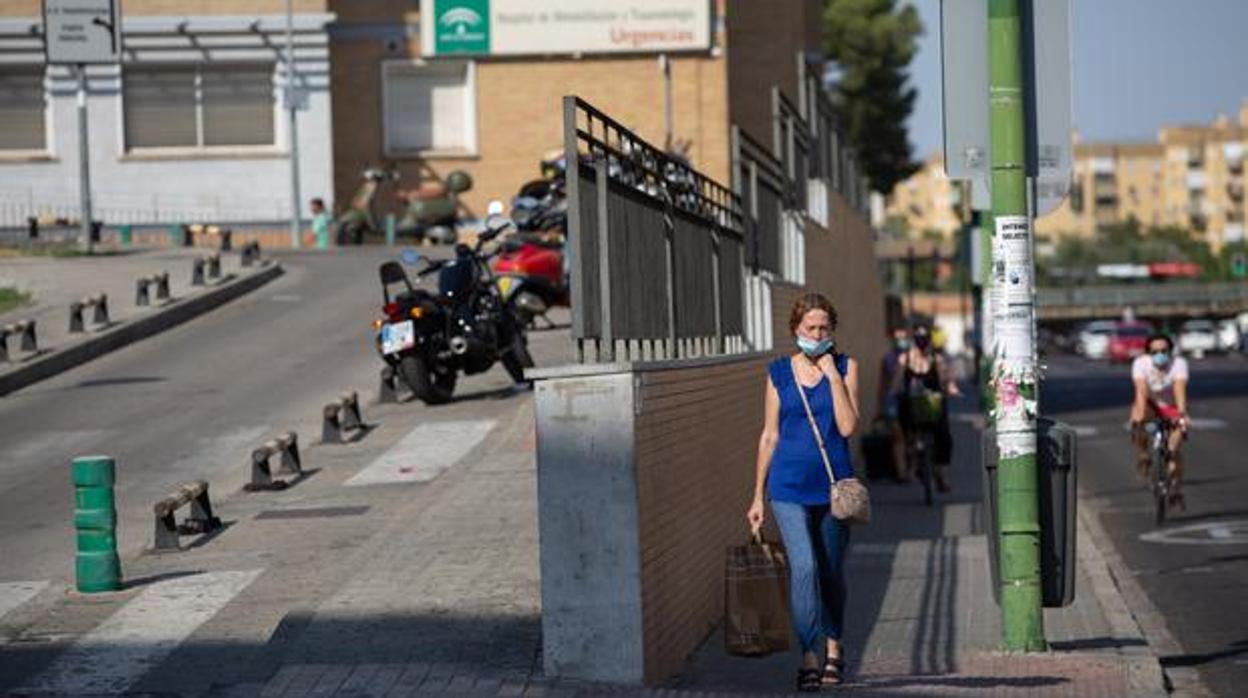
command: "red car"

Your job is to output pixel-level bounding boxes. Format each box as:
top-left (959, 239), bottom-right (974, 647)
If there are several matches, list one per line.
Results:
top-left (1108, 322), bottom-right (1153, 363)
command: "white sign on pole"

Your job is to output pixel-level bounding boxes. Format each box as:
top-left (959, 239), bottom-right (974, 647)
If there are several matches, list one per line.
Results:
top-left (419, 0), bottom-right (713, 58)
top-left (43, 0), bottom-right (120, 65)
top-left (939, 0), bottom-right (1073, 216)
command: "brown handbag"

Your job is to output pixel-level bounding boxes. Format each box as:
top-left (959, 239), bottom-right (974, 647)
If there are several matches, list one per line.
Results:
top-left (793, 361), bottom-right (872, 524)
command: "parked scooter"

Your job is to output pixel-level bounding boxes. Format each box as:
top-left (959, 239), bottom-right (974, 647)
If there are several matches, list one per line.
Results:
top-left (336, 166), bottom-right (474, 245)
top-left (373, 213), bottom-right (533, 405)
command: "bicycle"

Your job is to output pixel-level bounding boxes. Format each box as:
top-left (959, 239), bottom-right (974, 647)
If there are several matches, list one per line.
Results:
top-left (1142, 401), bottom-right (1184, 526)
top-left (905, 424), bottom-right (936, 507)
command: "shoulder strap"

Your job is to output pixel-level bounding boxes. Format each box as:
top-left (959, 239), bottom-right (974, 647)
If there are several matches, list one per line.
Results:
top-left (791, 359), bottom-right (838, 484)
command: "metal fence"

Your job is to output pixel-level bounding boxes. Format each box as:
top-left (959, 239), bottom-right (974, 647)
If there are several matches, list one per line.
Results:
top-left (564, 96), bottom-right (746, 363)
top-left (732, 126), bottom-right (785, 276)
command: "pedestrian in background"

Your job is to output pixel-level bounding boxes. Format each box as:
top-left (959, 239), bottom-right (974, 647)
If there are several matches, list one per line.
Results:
top-left (310, 197), bottom-right (331, 250)
top-left (878, 326), bottom-right (911, 481)
top-left (747, 293), bottom-right (861, 691)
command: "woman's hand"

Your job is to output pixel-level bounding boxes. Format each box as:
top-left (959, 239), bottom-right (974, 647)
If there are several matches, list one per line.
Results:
top-left (817, 352), bottom-right (837, 377)
top-left (746, 497), bottom-right (765, 532)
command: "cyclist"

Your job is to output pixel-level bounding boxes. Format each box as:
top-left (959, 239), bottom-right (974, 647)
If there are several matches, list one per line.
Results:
top-left (892, 324), bottom-right (959, 493)
top-left (1130, 333), bottom-right (1189, 510)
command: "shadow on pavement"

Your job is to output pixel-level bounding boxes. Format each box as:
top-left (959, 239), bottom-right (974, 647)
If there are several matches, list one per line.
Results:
top-left (1161, 639), bottom-right (1248, 669)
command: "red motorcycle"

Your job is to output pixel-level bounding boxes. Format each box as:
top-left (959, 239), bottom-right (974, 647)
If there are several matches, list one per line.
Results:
top-left (491, 232), bottom-right (568, 329)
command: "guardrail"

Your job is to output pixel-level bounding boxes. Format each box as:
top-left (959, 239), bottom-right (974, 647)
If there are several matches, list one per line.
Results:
top-left (0, 319), bottom-right (37, 361)
top-left (564, 96), bottom-right (746, 363)
top-left (1036, 283), bottom-right (1248, 318)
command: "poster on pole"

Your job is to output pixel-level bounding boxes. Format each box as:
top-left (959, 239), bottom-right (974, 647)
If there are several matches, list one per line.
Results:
top-left (43, 0), bottom-right (121, 64)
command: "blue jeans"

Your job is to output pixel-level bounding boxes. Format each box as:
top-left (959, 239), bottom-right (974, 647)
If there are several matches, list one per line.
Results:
top-left (770, 499), bottom-right (851, 653)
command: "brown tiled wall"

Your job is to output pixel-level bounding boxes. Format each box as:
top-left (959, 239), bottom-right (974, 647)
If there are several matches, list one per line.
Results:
top-left (633, 356), bottom-right (769, 684)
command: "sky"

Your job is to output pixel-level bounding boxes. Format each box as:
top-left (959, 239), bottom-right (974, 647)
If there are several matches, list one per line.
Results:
top-left (906, 0), bottom-right (1248, 159)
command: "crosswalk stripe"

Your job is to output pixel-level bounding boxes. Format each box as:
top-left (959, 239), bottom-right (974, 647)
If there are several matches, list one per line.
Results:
top-left (0, 580), bottom-right (48, 622)
top-left (345, 420), bottom-right (497, 486)
top-left (19, 569), bottom-right (262, 696)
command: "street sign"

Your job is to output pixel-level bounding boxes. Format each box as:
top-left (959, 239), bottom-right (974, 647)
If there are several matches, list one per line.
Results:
top-left (42, 0), bottom-right (120, 65)
top-left (940, 0), bottom-right (1073, 216)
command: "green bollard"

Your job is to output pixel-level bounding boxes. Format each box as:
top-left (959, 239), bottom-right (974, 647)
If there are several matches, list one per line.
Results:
top-left (119, 225), bottom-right (132, 246)
top-left (384, 214), bottom-right (396, 247)
top-left (72, 456), bottom-right (121, 593)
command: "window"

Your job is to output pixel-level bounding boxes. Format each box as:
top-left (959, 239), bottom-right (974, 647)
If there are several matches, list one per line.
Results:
top-left (383, 61), bottom-right (475, 155)
top-left (0, 67), bottom-right (47, 151)
top-left (123, 64), bottom-right (275, 150)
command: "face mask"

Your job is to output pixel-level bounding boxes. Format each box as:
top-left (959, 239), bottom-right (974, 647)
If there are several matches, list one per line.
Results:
top-left (1151, 352), bottom-right (1170, 367)
top-left (914, 335), bottom-right (931, 350)
top-left (895, 338), bottom-right (911, 351)
top-left (797, 336), bottom-right (834, 357)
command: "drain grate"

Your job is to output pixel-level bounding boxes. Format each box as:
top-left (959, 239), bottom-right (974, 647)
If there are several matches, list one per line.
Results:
top-left (255, 505), bottom-right (370, 520)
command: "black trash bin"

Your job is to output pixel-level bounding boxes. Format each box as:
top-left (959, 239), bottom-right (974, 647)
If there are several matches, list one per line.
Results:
top-left (982, 417), bottom-right (1077, 608)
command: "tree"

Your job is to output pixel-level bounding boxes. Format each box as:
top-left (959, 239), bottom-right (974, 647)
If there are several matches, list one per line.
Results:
top-left (822, 0), bottom-right (923, 195)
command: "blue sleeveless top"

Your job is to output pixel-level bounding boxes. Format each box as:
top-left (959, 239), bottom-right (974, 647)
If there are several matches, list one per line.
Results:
top-left (766, 355), bottom-right (854, 504)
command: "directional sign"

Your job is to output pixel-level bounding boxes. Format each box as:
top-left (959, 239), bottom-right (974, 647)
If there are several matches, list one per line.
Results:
top-left (940, 0), bottom-right (1073, 216)
top-left (43, 0), bottom-right (120, 65)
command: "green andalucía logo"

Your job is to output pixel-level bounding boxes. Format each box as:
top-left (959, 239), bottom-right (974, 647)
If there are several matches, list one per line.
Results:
top-left (435, 0), bottom-right (490, 55)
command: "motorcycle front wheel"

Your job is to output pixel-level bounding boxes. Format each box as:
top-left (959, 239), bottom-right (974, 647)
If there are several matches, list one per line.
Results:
top-left (398, 354), bottom-right (456, 404)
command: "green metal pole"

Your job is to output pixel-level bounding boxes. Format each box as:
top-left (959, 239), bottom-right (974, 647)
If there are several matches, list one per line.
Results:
top-left (988, 0), bottom-right (1045, 651)
top-left (385, 213), bottom-right (397, 247)
top-left (72, 456), bottom-right (121, 593)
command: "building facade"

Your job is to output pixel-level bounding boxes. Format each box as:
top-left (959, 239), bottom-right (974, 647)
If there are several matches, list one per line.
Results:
top-left (880, 153), bottom-right (962, 239)
top-left (0, 0), bottom-right (335, 229)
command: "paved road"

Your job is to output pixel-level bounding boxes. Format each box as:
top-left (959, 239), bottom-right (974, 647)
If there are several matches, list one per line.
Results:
top-left (0, 247), bottom-right (570, 583)
top-left (1042, 352), bottom-right (1248, 697)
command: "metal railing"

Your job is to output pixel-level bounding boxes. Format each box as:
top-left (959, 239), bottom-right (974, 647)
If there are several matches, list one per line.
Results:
top-left (731, 126), bottom-right (785, 276)
top-left (564, 97), bottom-right (746, 363)
top-left (773, 87), bottom-right (811, 215)
top-left (1036, 282), bottom-right (1248, 317)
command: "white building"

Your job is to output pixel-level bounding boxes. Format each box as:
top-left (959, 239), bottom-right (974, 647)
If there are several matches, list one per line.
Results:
top-left (0, 9), bottom-right (335, 229)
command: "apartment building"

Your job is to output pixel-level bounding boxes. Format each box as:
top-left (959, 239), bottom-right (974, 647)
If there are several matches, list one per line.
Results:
top-left (880, 153), bottom-right (963, 239)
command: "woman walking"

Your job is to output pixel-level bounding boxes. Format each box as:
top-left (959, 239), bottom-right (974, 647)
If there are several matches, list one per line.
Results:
top-left (746, 293), bottom-right (861, 691)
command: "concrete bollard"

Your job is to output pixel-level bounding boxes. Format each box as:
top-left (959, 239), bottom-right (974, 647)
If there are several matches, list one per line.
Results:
top-left (379, 365), bottom-right (400, 403)
top-left (72, 455), bottom-right (121, 593)
top-left (205, 253), bottom-right (221, 280)
top-left (191, 257), bottom-right (205, 286)
top-left (321, 391), bottom-right (367, 444)
top-left (69, 294), bottom-right (109, 333)
top-left (245, 432), bottom-right (302, 491)
top-left (1, 319), bottom-right (38, 361)
top-left (152, 480), bottom-right (222, 552)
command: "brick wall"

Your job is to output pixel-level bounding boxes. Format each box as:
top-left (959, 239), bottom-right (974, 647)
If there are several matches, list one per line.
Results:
top-left (632, 355), bottom-right (769, 684)
top-left (329, 39), bottom-right (731, 219)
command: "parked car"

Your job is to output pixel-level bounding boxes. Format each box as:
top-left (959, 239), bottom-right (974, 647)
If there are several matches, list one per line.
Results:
top-left (1216, 318), bottom-right (1241, 353)
top-left (1076, 320), bottom-right (1117, 360)
top-left (1178, 319), bottom-right (1218, 359)
top-left (1108, 322), bottom-right (1153, 363)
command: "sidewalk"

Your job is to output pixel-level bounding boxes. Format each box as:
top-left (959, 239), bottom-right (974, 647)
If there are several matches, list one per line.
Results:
top-left (0, 372), bottom-right (1167, 697)
top-left (0, 245), bottom-right (281, 394)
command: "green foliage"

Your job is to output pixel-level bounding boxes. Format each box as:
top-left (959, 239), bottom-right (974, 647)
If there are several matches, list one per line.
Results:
top-left (1037, 220), bottom-right (1244, 285)
top-left (0, 286), bottom-right (31, 315)
top-left (822, 0), bottom-right (923, 195)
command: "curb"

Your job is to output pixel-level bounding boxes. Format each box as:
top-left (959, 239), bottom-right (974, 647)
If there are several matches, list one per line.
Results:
top-left (0, 263), bottom-right (284, 397)
top-left (1074, 504), bottom-right (1173, 696)
top-left (1077, 493), bottom-right (1212, 696)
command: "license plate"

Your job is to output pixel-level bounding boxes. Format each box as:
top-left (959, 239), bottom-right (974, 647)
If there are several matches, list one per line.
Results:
top-left (381, 320), bottom-right (415, 355)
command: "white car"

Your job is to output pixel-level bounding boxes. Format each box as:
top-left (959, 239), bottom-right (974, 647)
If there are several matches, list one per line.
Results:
top-left (1216, 318), bottom-right (1241, 353)
top-left (1178, 319), bottom-right (1218, 359)
top-left (1076, 320), bottom-right (1117, 360)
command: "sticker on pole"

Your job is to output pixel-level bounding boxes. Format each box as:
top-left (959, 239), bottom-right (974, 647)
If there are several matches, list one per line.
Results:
top-left (43, 0), bottom-right (121, 65)
top-left (996, 215), bottom-right (1033, 306)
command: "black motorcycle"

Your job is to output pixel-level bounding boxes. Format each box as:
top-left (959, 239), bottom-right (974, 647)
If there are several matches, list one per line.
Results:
top-left (374, 220), bottom-right (533, 404)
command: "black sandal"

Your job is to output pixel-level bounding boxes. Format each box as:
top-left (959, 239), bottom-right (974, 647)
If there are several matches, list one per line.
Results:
top-left (822, 655), bottom-right (845, 686)
top-left (797, 667), bottom-right (822, 692)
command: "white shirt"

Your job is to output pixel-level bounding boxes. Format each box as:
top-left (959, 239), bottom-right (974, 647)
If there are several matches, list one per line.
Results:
top-left (1131, 354), bottom-right (1189, 405)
